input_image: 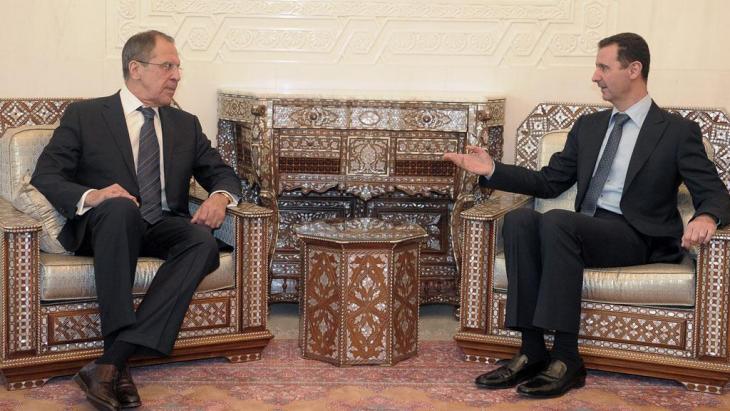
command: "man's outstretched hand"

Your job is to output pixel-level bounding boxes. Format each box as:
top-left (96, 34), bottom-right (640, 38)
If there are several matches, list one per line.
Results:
top-left (443, 145), bottom-right (495, 177)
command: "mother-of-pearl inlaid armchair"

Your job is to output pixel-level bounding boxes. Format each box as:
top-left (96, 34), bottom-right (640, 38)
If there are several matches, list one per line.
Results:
top-left (455, 103), bottom-right (730, 393)
top-left (0, 98), bottom-right (273, 390)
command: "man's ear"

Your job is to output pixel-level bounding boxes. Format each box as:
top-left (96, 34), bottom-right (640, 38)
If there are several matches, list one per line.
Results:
top-left (128, 60), bottom-right (141, 80)
top-left (628, 61), bottom-right (643, 80)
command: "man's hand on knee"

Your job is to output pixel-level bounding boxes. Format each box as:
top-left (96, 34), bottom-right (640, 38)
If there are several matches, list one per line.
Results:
top-left (191, 192), bottom-right (229, 229)
top-left (85, 184), bottom-right (139, 207)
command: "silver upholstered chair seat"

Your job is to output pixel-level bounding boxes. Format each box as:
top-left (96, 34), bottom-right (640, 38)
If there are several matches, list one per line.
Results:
top-left (39, 252), bottom-right (234, 302)
top-left (492, 253), bottom-right (695, 307)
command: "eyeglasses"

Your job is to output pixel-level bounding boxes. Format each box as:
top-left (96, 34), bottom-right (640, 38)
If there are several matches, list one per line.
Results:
top-left (134, 60), bottom-right (182, 72)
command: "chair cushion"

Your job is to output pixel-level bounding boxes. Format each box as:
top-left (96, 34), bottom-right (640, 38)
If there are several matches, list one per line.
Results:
top-left (12, 174), bottom-right (69, 254)
top-left (534, 131), bottom-right (576, 213)
top-left (493, 251), bottom-right (696, 307)
top-left (2, 124), bottom-right (69, 253)
top-left (40, 251), bottom-right (235, 302)
top-left (0, 123), bottom-right (57, 202)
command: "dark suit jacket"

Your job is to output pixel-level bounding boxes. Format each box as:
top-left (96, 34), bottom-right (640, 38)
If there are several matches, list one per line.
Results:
top-left (480, 101), bottom-right (730, 241)
top-left (31, 92), bottom-right (242, 251)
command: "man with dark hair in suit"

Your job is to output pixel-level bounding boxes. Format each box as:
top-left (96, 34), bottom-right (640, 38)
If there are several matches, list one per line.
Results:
top-left (32, 30), bottom-right (242, 410)
top-left (444, 32), bottom-right (730, 398)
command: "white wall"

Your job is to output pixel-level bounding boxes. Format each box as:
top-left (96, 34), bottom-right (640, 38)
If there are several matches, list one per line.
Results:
top-left (1, 0), bottom-right (729, 162)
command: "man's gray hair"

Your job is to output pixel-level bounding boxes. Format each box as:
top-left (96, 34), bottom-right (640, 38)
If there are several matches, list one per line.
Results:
top-left (122, 30), bottom-right (175, 80)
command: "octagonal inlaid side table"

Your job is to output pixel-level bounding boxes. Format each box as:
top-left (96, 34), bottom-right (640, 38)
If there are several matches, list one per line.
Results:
top-left (296, 218), bottom-right (427, 366)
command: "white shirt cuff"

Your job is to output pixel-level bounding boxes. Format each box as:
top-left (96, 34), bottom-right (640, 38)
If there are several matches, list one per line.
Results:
top-left (76, 189), bottom-right (96, 215)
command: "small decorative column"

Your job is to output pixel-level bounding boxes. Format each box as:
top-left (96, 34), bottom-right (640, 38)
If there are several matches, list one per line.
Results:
top-left (296, 218), bottom-right (427, 366)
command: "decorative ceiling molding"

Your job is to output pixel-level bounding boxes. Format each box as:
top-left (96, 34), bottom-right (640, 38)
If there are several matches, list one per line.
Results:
top-left (107, 0), bottom-right (617, 67)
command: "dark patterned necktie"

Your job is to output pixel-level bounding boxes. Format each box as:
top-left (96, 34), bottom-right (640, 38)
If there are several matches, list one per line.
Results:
top-left (136, 107), bottom-right (163, 224)
top-left (580, 112), bottom-right (630, 216)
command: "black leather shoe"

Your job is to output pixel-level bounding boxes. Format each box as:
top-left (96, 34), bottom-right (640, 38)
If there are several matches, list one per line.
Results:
top-left (517, 359), bottom-right (587, 398)
top-left (117, 366), bottom-right (141, 408)
top-left (475, 354), bottom-right (548, 389)
top-left (72, 361), bottom-right (121, 411)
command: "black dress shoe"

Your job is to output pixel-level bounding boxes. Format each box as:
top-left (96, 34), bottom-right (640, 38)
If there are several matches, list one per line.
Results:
top-left (517, 359), bottom-right (587, 398)
top-left (72, 361), bottom-right (121, 411)
top-left (475, 354), bottom-right (548, 389)
top-left (117, 366), bottom-right (142, 408)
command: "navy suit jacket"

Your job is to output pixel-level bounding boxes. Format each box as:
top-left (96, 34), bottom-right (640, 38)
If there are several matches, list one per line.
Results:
top-left (31, 92), bottom-right (242, 251)
top-left (481, 102), bottom-right (730, 241)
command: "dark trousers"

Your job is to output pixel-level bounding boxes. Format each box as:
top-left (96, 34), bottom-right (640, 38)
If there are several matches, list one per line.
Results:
top-left (503, 207), bottom-right (655, 334)
top-left (78, 198), bottom-right (220, 356)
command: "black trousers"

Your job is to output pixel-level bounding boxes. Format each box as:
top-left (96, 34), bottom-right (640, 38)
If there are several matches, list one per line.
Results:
top-left (502, 207), bottom-right (665, 334)
top-left (78, 197), bottom-right (220, 356)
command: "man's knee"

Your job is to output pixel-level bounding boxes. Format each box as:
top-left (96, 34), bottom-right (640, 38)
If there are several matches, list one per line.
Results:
top-left (503, 208), bottom-right (539, 238)
top-left (188, 226), bottom-right (220, 272)
top-left (95, 197), bottom-right (142, 220)
top-left (540, 209), bottom-right (579, 238)
top-left (90, 198), bottom-right (144, 238)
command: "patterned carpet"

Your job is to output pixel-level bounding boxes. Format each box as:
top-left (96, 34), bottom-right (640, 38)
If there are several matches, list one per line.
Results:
top-left (1, 339), bottom-right (729, 410)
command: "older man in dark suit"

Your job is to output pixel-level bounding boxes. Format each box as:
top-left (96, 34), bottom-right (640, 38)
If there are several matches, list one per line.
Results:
top-left (444, 32), bottom-right (730, 398)
top-left (32, 30), bottom-right (241, 410)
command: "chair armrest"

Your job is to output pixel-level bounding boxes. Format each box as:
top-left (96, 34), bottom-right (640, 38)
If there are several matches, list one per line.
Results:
top-left (695, 227), bottom-right (730, 361)
top-left (188, 183), bottom-right (273, 245)
top-left (188, 183), bottom-right (273, 330)
top-left (458, 191), bottom-right (531, 332)
top-left (0, 196), bottom-right (43, 232)
top-left (188, 182), bottom-right (271, 215)
top-left (460, 191), bottom-right (532, 221)
top-left (0, 197), bottom-right (42, 359)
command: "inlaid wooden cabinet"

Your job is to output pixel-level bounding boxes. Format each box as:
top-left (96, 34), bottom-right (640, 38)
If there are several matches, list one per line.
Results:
top-left (216, 90), bottom-right (505, 305)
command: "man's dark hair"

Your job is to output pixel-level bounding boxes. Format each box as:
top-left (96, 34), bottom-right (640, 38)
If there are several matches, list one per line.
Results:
top-left (598, 32), bottom-right (650, 81)
top-left (122, 30), bottom-right (175, 80)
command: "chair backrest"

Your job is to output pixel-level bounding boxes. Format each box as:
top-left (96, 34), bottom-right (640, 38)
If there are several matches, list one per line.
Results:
top-left (532, 129), bottom-right (716, 228)
top-left (0, 124), bottom-right (56, 202)
top-left (0, 98), bottom-right (79, 202)
top-left (533, 130), bottom-right (576, 213)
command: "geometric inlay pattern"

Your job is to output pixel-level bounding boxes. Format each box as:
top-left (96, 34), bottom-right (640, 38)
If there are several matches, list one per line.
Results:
top-left (347, 137), bottom-right (390, 176)
top-left (345, 252), bottom-right (389, 362)
top-left (50, 312), bottom-right (102, 344)
top-left (0, 98), bottom-right (78, 136)
top-left (218, 92), bottom-right (504, 308)
top-left (298, 218), bottom-right (425, 366)
top-left (696, 233), bottom-right (730, 359)
top-left (5, 231), bottom-right (39, 357)
top-left (460, 218), bottom-right (490, 331)
top-left (489, 293), bottom-right (696, 358)
top-left (377, 212), bottom-right (442, 252)
top-left (180, 299), bottom-right (230, 329)
top-left (392, 247), bottom-right (419, 358)
top-left (581, 310), bottom-right (686, 350)
top-left (304, 247), bottom-right (341, 360)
